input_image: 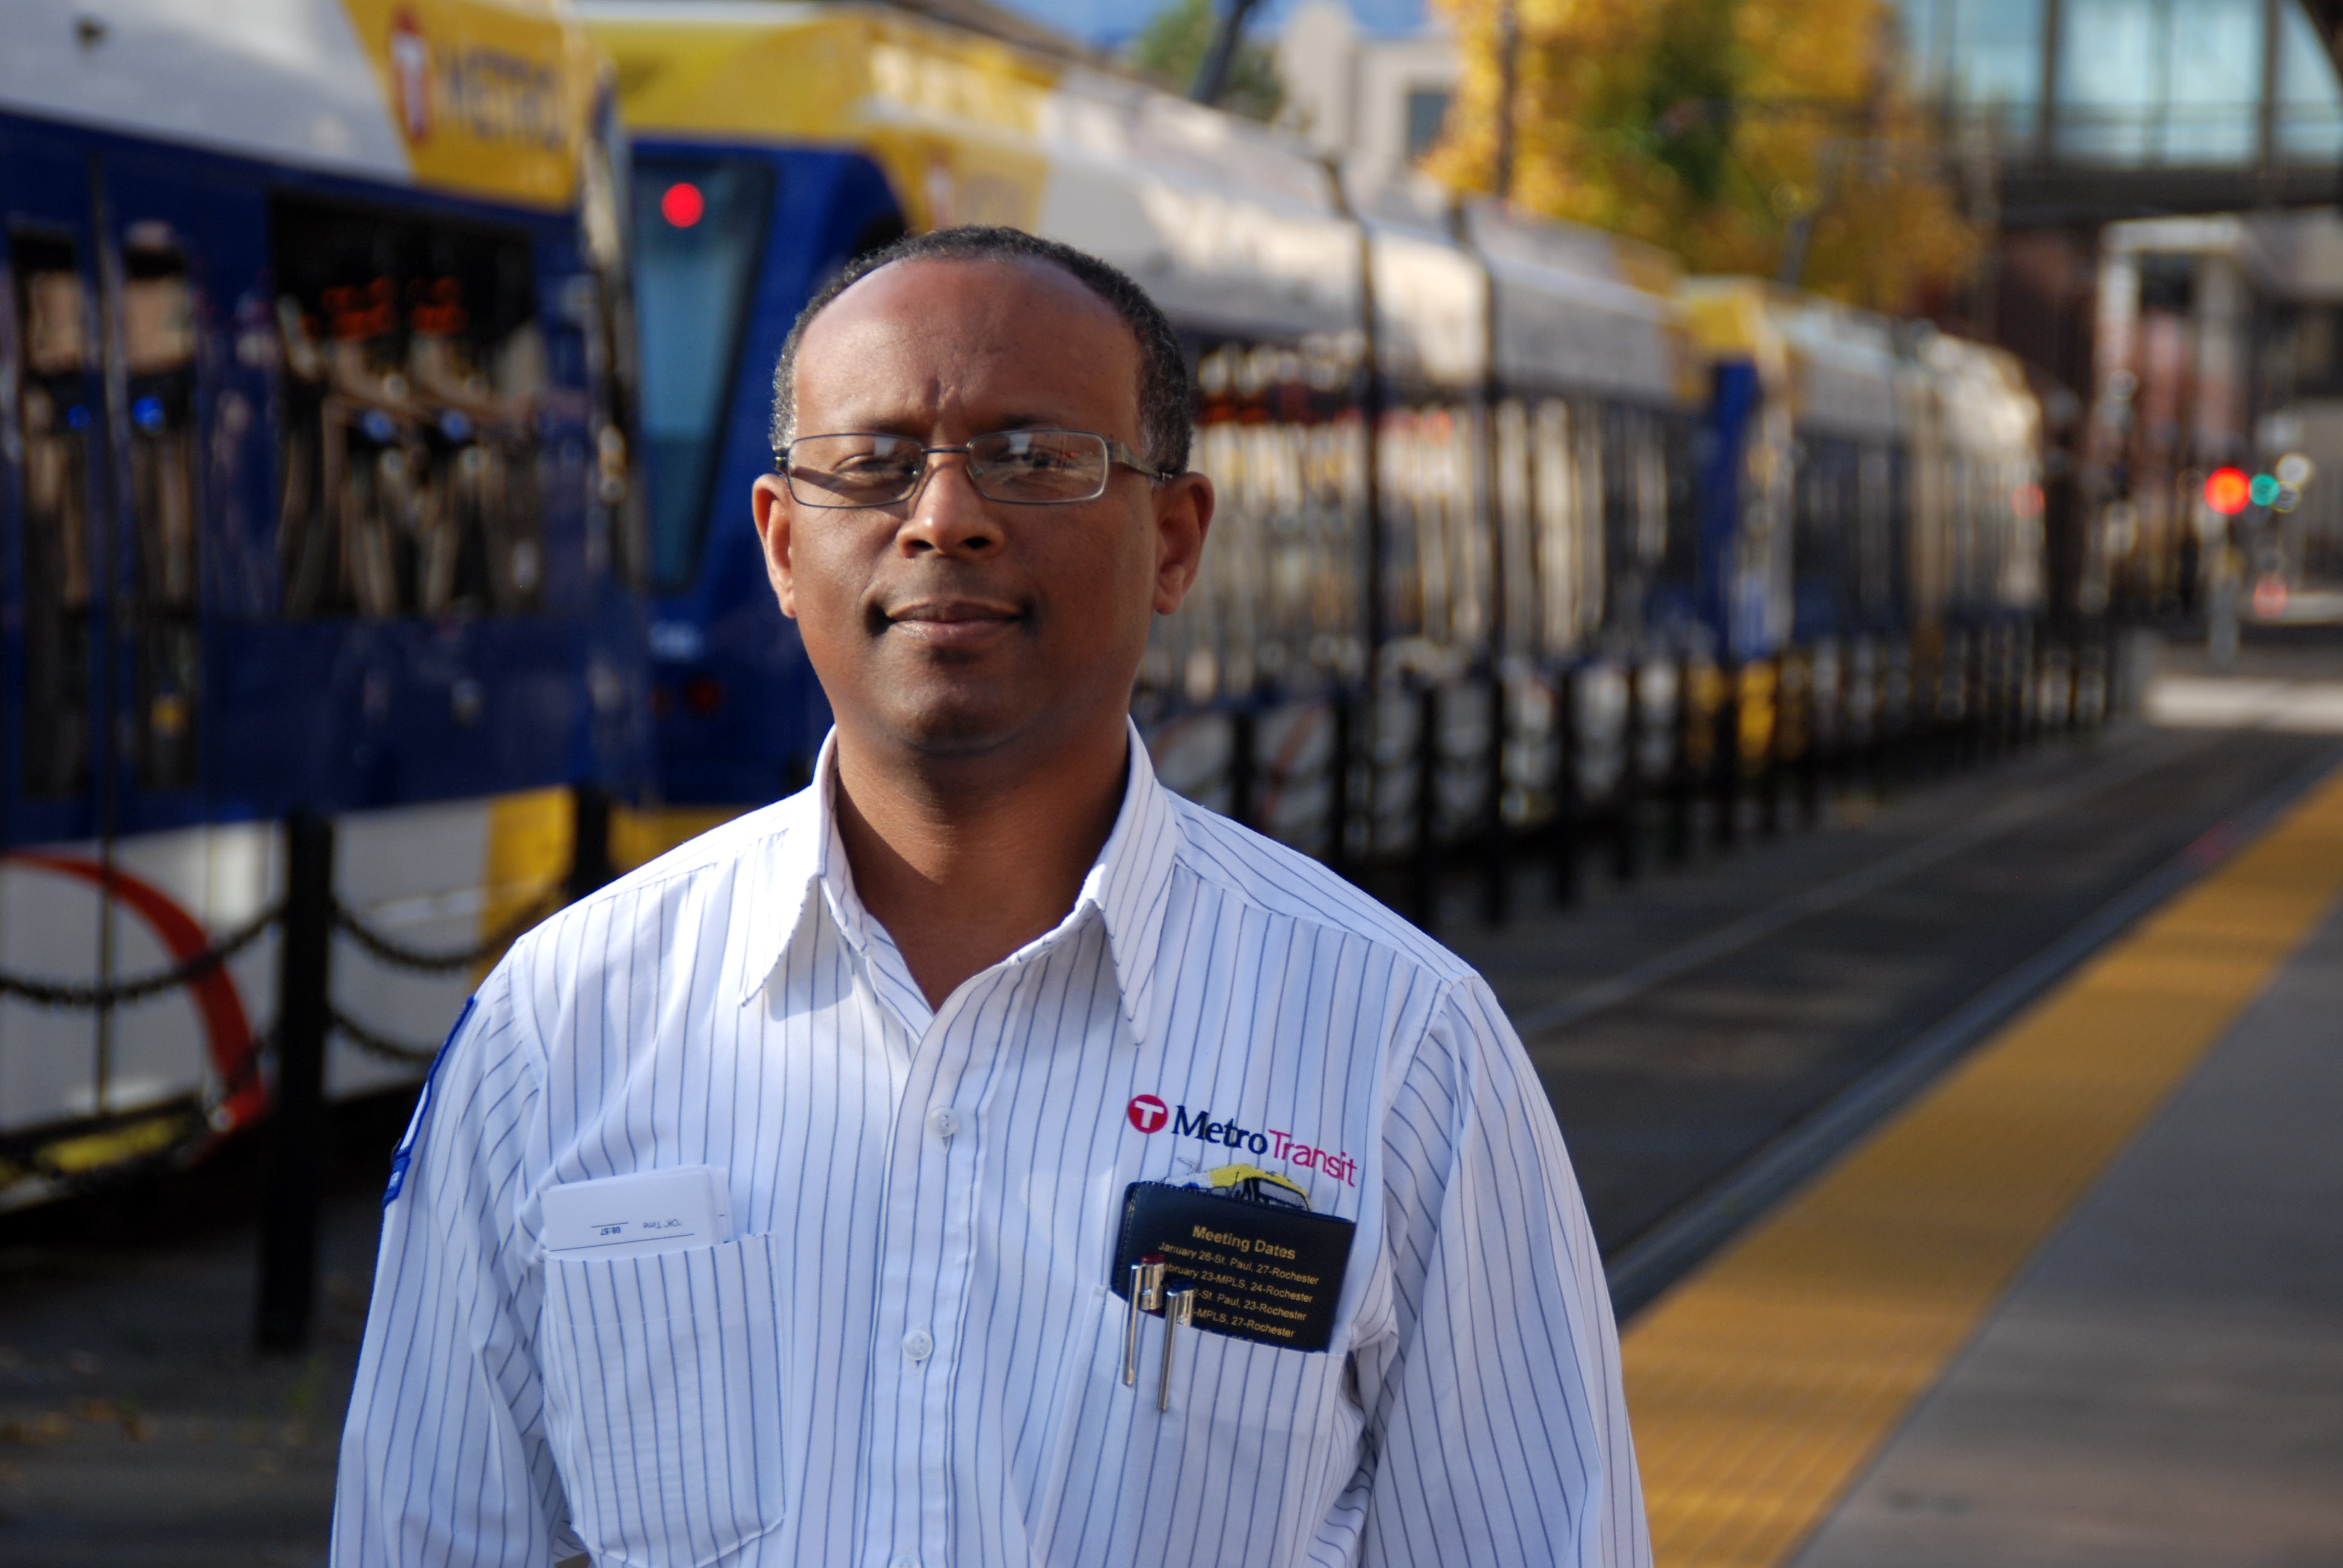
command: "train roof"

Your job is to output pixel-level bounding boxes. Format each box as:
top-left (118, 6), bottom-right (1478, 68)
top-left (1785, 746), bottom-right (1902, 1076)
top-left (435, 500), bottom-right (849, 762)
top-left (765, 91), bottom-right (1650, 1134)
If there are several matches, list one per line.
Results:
top-left (1340, 175), bottom-right (1487, 388)
top-left (1460, 199), bottom-right (1693, 407)
top-left (1679, 277), bottom-right (1905, 439)
top-left (1764, 289), bottom-right (1906, 440)
top-left (592, 2), bottom-right (1720, 399)
top-left (0, 0), bottom-right (607, 211)
top-left (588, 1), bottom-right (1365, 347)
top-left (1923, 332), bottom-right (2041, 459)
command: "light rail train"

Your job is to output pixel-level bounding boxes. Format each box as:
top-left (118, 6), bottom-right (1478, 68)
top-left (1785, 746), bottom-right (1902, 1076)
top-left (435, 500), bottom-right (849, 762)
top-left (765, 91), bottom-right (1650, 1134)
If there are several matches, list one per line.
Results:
top-left (585, 0), bottom-right (2049, 874)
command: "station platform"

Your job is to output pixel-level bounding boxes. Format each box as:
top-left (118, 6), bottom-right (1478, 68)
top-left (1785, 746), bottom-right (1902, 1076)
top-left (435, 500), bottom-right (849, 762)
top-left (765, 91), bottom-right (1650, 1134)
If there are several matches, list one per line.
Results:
top-left (1624, 754), bottom-right (2343, 1567)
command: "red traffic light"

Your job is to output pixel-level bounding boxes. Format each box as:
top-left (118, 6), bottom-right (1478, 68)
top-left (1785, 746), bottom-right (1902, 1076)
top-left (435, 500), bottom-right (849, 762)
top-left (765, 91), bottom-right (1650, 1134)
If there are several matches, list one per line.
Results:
top-left (2204, 467), bottom-right (2251, 515)
top-left (660, 181), bottom-right (705, 228)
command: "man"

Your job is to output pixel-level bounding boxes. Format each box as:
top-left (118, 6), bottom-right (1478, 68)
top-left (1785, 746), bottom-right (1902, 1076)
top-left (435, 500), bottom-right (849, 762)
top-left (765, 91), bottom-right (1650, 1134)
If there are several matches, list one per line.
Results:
top-left (334, 227), bottom-right (1648, 1568)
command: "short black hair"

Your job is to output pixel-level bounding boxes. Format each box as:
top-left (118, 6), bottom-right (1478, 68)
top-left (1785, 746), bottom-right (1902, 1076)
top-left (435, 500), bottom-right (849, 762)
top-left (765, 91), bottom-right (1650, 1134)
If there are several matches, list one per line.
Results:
top-left (768, 226), bottom-right (1192, 474)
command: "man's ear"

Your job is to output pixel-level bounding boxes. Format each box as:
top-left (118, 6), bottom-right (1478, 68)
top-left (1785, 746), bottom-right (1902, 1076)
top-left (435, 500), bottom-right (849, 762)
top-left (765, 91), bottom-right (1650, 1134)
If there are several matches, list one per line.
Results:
top-left (751, 474), bottom-right (799, 619)
top-left (1151, 471), bottom-right (1214, 616)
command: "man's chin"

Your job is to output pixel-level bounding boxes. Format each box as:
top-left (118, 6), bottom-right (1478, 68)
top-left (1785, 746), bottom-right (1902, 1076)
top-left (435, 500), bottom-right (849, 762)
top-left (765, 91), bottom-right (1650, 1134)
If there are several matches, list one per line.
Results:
top-left (874, 693), bottom-right (1047, 760)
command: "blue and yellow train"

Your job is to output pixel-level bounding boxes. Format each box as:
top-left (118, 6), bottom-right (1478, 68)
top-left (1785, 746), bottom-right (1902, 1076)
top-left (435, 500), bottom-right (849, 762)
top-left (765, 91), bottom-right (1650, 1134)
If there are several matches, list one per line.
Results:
top-left (583, 0), bottom-right (2047, 869)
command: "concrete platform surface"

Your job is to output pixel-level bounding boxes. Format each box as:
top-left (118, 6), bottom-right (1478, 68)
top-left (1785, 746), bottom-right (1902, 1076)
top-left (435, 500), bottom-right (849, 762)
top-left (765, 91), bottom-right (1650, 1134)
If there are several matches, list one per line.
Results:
top-left (1792, 892), bottom-right (2343, 1567)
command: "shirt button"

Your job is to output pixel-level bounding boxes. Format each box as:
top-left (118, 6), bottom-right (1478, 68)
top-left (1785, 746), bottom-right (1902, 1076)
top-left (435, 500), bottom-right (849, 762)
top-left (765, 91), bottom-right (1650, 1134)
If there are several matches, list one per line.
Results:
top-left (903, 1328), bottom-right (934, 1362)
top-left (928, 1106), bottom-right (962, 1139)
top-left (888, 1557), bottom-right (920, 1568)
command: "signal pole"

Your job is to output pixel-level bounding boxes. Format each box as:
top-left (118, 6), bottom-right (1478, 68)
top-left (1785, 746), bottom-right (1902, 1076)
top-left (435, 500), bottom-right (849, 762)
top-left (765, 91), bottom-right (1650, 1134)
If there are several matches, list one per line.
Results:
top-left (1493, 0), bottom-right (1521, 200)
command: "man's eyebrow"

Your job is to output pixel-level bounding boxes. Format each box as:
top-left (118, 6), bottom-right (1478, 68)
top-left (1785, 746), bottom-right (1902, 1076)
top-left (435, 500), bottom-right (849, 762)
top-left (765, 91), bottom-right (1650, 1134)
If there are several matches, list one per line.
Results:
top-left (988, 413), bottom-right (1093, 433)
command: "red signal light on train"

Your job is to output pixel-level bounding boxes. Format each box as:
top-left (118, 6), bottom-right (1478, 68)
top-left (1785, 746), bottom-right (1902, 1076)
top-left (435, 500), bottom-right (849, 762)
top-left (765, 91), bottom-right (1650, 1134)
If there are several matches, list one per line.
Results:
top-left (660, 181), bottom-right (706, 228)
top-left (2204, 467), bottom-right (2252, 515)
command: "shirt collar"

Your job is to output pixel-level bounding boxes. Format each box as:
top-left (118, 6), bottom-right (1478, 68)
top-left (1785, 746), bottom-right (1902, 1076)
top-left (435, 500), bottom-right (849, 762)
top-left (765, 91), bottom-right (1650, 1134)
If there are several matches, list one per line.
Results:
top-left (737, 720), bottom-right (1184, 1046)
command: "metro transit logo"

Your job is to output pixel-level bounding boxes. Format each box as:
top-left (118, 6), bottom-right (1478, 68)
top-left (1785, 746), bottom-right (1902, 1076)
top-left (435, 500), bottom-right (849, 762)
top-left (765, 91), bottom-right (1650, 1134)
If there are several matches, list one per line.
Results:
top-left (1124, 1093), bottom-right (1357, 1186)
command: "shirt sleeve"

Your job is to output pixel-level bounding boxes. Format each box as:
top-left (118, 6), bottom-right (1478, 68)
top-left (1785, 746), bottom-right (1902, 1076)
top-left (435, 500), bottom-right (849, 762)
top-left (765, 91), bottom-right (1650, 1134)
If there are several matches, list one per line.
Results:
top-left (1349, 975), bottom-right (1651, 1568)
top-left (331, 960), bottom-right (566, 1567)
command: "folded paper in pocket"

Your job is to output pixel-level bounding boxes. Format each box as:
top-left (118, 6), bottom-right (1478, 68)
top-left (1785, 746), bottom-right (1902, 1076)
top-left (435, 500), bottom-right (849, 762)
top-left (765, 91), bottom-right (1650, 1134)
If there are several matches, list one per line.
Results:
top-left (541, 1166), bottom-right (734, 1259)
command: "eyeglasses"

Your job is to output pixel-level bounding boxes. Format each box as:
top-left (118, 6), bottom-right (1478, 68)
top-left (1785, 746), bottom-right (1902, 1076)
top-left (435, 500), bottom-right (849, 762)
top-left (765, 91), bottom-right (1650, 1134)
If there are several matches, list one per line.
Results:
top-left (778, 428), bottom-right (1172, 509)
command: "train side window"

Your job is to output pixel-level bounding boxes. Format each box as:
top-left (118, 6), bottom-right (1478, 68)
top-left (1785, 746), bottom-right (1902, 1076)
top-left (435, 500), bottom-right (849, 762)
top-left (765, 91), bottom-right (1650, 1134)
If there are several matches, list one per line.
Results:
top-left (1530, 399), bottom-right (1576, 653)
top-left (270, 197), bottom-right (545, 621)
top-left (1656, 414), bottom-right (1701, 596)
top-left (121, 229), bottom-right (200, 789)
top-left (1571, 398), bottom-right (1608, 642)
top-left (1494, 398), bottom-right (1534, 659)
top-left (1858, 442), bottom-right (1895, 626)
top-left (9, 230), bottom-right (96, 799)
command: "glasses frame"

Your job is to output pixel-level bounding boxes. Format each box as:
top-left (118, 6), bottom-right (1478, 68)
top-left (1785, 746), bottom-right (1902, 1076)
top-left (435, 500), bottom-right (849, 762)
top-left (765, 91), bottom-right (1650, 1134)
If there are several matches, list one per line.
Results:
top-left (776, 427), bottom-right (1176, 509)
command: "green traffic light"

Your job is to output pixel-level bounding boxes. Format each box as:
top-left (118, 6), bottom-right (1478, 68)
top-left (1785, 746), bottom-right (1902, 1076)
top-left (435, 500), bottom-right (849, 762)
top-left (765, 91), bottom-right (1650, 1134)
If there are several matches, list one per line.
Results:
top-left (2249, 472), bottom-right (2281, 506)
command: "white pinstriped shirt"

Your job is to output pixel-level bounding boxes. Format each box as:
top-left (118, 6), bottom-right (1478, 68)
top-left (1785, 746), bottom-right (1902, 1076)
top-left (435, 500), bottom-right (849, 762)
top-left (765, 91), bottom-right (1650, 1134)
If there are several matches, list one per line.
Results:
top-left (332, 724), bottom-right (1648, 1568)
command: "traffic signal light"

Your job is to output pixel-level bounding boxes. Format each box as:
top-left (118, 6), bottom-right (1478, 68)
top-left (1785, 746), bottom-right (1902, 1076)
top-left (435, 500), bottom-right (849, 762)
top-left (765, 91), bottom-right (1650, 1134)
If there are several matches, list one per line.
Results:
top-left (2205, 468), bottom-right (2251, 515)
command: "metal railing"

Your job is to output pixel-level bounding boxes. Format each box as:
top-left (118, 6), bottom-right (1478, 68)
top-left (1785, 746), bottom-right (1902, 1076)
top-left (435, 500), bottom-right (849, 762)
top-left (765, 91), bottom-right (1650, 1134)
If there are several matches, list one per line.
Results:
top-left (1196, 621), bottom-right (2126, 930)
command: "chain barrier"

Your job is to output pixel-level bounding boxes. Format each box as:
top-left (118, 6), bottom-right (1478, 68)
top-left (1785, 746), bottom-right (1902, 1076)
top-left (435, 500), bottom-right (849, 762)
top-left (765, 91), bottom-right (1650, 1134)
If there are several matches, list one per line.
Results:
top-left (0, 879), bottom-right (559, 1010)
top-left (330, 886), bottom-right (562, 975)
top-left (330, 1007), bottom-right (444, 1068)
top-left (0, 904), bottom-right (281, 1009)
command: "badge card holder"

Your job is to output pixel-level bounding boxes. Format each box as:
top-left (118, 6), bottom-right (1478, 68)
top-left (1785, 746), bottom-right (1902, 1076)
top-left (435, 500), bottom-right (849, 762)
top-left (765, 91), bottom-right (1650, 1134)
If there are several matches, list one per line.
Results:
top-left (1111, 1181), bottom-right (1357, 1409)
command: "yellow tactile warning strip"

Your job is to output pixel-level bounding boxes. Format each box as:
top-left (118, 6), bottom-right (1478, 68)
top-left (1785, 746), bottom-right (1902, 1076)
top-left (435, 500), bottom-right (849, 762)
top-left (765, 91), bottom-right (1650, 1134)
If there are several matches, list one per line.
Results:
top-left (1620, 761), bottom-right (2343, 1568)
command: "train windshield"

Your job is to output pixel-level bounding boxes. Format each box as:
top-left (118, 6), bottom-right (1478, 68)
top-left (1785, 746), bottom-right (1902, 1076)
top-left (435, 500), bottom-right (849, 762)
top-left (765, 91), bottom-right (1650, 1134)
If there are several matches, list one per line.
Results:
top-left (631, 157), bottom-right (775, 592)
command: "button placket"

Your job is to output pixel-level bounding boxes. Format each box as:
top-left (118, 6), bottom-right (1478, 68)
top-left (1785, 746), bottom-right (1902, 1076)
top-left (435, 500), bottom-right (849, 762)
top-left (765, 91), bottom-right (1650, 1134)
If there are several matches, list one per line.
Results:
top-left (885, 973), bottom-right (996, 1568)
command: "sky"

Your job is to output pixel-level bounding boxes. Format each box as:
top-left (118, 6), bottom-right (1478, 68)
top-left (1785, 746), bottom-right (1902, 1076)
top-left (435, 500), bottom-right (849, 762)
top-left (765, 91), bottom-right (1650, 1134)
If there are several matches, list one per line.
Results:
top-left (994, 0), bottom-right (1432, 50)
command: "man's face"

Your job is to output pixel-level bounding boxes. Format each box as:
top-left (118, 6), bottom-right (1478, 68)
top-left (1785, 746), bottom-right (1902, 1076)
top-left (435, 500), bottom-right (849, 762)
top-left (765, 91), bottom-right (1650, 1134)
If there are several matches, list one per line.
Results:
top-left (752, 257), bottom-right (1211, 765)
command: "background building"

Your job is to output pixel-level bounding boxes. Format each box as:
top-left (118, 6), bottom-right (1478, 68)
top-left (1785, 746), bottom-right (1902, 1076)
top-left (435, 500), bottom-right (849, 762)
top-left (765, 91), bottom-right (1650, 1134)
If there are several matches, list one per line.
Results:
top-left (1275, 0), bottom-right (1458, 181)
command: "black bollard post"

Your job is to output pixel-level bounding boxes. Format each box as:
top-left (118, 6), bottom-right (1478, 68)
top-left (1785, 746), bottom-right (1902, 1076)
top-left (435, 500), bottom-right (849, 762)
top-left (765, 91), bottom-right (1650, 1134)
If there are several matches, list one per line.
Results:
top-left (567, 783), bottom-right (617, 903)
top-left (1483, 676), bottom-right (1510, 927)
top-left (1227, 707), bottom-right (1259, 832)
top-left (1613, 664), bottom-right (1643, 884)
top-left (257, 811), bottom-right (333, 1353)
top-left (1409, 685), bottom-right (1440, 929)
top-left (1715, 670), bottom-right (1742, 852)
top-left (1554, 669), bottom-right (1581, 904)
top-left (1665, 659), bottom-right (1694, 867)
top-left (1328, 695), bottom-right (1355, 880)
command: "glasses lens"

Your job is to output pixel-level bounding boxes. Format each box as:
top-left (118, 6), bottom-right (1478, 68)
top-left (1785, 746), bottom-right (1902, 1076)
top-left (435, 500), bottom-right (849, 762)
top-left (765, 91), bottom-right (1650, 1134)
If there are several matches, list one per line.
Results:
top-left (788, 434), bottom-right (923, 507)
top-left (969, 430), bottom-right (1109, 503)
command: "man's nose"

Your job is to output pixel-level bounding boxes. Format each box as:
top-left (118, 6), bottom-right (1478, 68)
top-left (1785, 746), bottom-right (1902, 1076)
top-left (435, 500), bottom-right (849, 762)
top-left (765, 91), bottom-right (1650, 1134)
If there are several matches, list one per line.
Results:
top-left (897, 451), bottom-right (1003, 557)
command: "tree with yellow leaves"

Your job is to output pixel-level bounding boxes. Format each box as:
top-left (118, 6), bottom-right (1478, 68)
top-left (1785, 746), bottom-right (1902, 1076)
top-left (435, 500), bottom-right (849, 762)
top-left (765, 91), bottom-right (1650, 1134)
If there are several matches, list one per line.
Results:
top-left (1426, 0), bottom-right (1979, 315)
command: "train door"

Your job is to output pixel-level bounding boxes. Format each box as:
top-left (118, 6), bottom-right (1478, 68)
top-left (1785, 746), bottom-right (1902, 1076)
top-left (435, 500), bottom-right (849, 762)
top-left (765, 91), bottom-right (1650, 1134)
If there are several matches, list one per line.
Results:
top-left (1, 126), bottom-right (118, 1133)
top-left (3, 144), bottom-right (224, 846)
top-left (3, 134), bottom-right (105, 849)
top-left (97, 152), bottom-right (217, 834)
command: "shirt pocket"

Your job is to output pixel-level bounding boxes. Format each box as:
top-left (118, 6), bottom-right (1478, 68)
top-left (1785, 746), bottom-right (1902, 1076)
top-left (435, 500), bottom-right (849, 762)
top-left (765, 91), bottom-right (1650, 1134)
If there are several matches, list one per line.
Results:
top-left (540, 1233), bottom-right (787, 1568)
top-left (1030, 1287), bottom-right (1366, 1566)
